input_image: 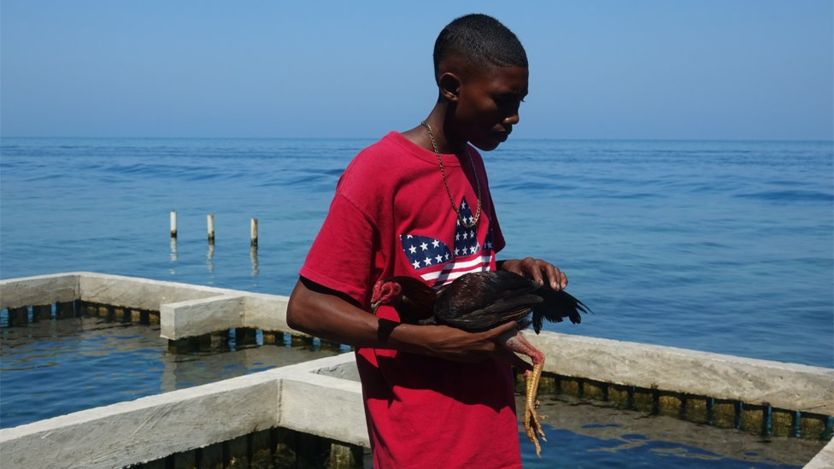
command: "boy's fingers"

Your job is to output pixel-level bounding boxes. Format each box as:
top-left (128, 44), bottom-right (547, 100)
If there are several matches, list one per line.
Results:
top-left (524, 258), bottom-right (544, 286)
top-left (543, 264), bottom-right (560, 290)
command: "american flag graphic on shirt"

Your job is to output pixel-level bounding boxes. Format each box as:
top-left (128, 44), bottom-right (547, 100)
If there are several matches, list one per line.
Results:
top-left (400, 197), bottom-right (495, 288)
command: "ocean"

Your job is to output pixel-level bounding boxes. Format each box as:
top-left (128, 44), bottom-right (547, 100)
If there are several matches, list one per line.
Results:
top-left (2, 137), bottom-right (831, 365)
top-left (1, 137), bottom-right (832, 460)
top-left (0, 138), bottom-right (834, 467)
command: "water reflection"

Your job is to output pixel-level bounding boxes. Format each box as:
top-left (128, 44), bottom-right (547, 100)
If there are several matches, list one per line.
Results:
top-left (0, 318), bottom-right (340, 428)
top-left (169, 239), bottom-right (178, 275)
top-left (206, 243), bottom-right (215, 274)
top-left (521, 395), bottom-right (823, 468)
top-left (250, 246), bottom-right (259, 277)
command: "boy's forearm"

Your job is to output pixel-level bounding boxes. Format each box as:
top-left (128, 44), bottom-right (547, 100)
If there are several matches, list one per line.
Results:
top-left (286, 278), bottom-right (515, 362)
top-left (287, 278), bottom-right (430, 352)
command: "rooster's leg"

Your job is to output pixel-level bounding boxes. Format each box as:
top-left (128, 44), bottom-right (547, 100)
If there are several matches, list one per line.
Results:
top-left (524, 361), bottom-right (547, 438)
top-left (503, 331), bottom-right (547, 456)
top-left (524, 356), bottom-right (546, 456)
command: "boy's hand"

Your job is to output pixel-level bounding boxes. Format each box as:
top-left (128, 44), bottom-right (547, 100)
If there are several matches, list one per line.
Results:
top-left (498, 257), bottom-right (568, 291)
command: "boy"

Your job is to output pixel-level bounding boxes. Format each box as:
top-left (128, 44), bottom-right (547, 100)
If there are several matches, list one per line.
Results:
top-left (287, 14), bottom-right (567, 468)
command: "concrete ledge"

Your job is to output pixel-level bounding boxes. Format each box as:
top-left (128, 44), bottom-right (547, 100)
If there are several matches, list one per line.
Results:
top-left (3, 272), bottom-right (832, 416)
top-left (528, 332), bottom-right (834, 414)
top-left (2, 272), bottom-right (832, 467)
top-left (1, 272), bottom-right (304, 338)
top-left (0, 354), bottom-right (362, 469)
top-left (243, 293), bottom-right (293, 333)
top-left (0, 273), bottom-right (79, 309)
top-left (278, 355), bottom-right (368, 447)
top-left (805, 438), bottom-right (834, 468)
top-left (160, 295), bottom-right (245, 340)
top-left (0, 368), bottom-right (283, 469)
top-left (79, 272), bottom-right (227, 311)
top-left (1, 348), bottom-right (831, 468)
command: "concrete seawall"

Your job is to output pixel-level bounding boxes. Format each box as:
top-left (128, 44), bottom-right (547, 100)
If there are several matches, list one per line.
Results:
top-left (0, 272), bottom-right (299, 340)
top-left (1, 272), bottom-right (832, 467)
top-left (0, 354), bottom-right (364, 468)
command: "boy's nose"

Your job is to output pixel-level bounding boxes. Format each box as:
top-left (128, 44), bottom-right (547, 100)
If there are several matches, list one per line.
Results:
top-left (503, 112), bottom-right (520, 126)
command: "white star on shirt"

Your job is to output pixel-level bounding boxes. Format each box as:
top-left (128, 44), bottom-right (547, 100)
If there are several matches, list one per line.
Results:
top-left (461, 200), bottom-right (468, 209)
top-left (412, 260), bottom-right (421, 269)
top-left (409, 245), bottom-right (417, 254)
top-left (462, 232), bottom-right (468, 240)
top-left (435, 254), bottom-right (443, 263)
top-left (469, 230), bottom-right (475, 238)
top-left (424, 257), bottom-right (432, 266)
top-left (470, 246), bottom-right (477, 254)
top-left (432, 240), bottom-right (440, 248)
top-left (454, 248), bottom-right (460, 255)
top-left (420, 242), bottom-right (428, 251)
top-left (444, 253), bottom-right (450, 260)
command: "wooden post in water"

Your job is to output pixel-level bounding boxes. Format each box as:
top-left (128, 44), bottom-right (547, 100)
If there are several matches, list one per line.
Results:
top-left (33, 304), bottom-right (52, 321)
top-left (235, 328), bottom-right (258, 347)
top-left (205, 213), bottom-right (215, 244)
top-left (169, 211), bottom-right (177, 238)
top-left (328, 442), bottom-right (364, 469)
top-left (56, 301), bottom-right (76, 319)
top-left (250, 218), bottom-right (258, 247)
top-left (262, 331), bottom-right (279, 345)
top-left (211, 330), bottom-right (230, 350)
top-left (8, 307), bottom-right (29, 326)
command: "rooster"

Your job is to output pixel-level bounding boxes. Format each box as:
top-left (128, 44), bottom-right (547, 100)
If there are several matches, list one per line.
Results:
top-left (370, 270), bottom-right (590, 456)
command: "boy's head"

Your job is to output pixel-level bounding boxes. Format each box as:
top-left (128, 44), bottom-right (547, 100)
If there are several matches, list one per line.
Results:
top-left (433, 14), bottom-right (529, 151)
top-left (433, 14), bottom-right (527, 81)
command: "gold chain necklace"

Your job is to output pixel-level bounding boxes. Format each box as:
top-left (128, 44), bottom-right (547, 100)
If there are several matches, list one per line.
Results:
top-left (420, 120), bottom-right (481, 229)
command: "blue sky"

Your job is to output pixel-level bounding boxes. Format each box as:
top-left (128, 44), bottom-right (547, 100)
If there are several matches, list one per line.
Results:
top-left (1, 1), bottom-right (832, 140)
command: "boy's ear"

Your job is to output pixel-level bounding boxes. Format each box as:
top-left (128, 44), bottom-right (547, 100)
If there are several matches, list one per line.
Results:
top-left (438, 72), bottom-right (461, 102)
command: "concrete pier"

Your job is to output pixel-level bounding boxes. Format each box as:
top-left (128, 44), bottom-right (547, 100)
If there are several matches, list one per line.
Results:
top-left (0, 272), bottom-right (303, 339)
top-left (0, 354), bottom-right (365, 469)
top-left (0, 272), bottom-right (832, 467)
top-left (525, 333), bottom-right (834, 417)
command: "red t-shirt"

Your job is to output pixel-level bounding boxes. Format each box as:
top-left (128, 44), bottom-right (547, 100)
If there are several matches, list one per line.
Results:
top-left (300, 132), bottom-right (521, 469)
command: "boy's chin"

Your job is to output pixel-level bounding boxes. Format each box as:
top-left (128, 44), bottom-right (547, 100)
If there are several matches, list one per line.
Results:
top-left (469, 136), bottom-right (503, 152)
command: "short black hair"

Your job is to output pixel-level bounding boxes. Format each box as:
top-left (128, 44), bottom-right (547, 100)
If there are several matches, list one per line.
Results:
top-left (433, 14), bottom-right (527, 80)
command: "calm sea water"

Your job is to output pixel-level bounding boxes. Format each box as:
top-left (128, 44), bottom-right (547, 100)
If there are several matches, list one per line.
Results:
top-left (2, 137), bottom-right (831, 366)
top-left (1, 137), bottom-right (831, 465)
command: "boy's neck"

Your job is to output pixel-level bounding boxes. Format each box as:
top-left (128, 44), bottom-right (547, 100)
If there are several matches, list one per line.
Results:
top-left (402, 103), bottom-right (467, 155)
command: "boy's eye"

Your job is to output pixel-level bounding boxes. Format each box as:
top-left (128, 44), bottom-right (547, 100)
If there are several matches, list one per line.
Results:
top-left (496, 94), bottom-right (525, 105)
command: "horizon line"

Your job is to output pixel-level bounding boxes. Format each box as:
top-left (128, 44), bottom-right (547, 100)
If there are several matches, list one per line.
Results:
top-left (2, 135), bottom-right (832, 144)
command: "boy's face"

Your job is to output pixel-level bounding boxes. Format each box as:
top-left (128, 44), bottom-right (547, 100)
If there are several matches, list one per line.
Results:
top-left (454, 65), bottom-right (528, 151)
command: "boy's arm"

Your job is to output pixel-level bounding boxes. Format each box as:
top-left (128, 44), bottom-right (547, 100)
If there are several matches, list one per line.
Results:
top-left (498, 257), bottom-right (568, 291)
top-left (286, 277), bottom-right (524, 364)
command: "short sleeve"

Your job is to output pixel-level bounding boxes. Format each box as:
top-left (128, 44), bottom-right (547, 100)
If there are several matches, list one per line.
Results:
top-left (300, 193), bottom-right (378, 305)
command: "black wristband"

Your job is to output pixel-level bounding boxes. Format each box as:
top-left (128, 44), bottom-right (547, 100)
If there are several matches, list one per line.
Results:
top-left (377, 318), bottom-right (399, 343)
